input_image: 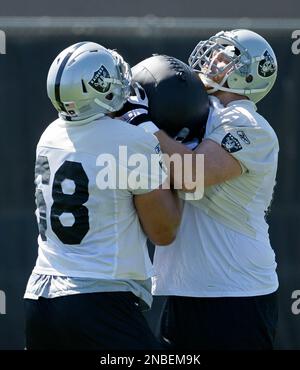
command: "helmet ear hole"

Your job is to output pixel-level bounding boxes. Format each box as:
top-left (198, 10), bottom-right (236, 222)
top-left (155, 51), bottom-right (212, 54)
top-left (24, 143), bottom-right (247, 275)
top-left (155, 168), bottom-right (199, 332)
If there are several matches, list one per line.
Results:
top-left (105, 93), bottom-right (114, 101)
top-left (246, 75), bottom-right (253, 83)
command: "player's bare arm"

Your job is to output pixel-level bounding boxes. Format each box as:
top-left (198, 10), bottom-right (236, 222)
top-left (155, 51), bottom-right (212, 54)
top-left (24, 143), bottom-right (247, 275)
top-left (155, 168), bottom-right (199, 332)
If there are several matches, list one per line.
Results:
top-left (155, 130), bottom-right (242, 190)
top-left (134, 185), bottom-right (183, 246)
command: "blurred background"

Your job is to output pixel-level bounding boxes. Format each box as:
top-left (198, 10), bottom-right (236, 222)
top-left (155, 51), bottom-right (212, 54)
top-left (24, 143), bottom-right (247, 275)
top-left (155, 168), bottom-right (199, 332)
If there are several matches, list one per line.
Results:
top-left (0, 0), bottom-right (300, 350)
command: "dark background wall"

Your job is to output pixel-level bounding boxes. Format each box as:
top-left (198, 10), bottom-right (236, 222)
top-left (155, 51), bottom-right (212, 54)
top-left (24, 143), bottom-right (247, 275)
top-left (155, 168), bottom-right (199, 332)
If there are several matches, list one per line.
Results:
top-left (0, 14), bottom-right (299, 349)
top-left (0, 0), bottom-right (300, 18)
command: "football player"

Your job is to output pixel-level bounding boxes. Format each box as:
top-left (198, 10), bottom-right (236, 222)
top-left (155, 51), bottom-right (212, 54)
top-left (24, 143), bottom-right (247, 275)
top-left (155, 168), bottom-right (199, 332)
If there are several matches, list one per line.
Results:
top-left (24, 42), bottom-right (182, 350)
top-left (121, 30), bottom-right (279, 350)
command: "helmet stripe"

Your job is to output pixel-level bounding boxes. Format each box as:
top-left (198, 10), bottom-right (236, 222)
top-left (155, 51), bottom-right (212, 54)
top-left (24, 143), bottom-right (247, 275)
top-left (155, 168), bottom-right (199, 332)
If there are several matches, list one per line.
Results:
top-left (54, 42), bottom-right (88, 113)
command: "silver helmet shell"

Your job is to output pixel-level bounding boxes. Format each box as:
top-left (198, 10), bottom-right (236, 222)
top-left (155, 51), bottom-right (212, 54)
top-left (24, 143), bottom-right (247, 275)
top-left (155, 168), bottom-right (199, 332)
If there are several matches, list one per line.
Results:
top-left (47, 41), bottom-right (132, 122)
top-left (188, 29), bottom-right (277, 103)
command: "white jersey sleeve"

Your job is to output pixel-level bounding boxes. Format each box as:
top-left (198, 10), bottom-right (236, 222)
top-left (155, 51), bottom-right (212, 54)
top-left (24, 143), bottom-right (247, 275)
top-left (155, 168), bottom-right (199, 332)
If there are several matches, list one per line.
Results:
top-left (205, 98), bottom-right (279, 174)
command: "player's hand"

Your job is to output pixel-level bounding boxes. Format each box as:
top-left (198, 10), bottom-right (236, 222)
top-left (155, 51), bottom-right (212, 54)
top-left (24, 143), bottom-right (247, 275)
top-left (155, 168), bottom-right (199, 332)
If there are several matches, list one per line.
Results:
top-left (116, 83), bottom-right (160, 134)
top-left (116, 82), bottom-right (150, 126)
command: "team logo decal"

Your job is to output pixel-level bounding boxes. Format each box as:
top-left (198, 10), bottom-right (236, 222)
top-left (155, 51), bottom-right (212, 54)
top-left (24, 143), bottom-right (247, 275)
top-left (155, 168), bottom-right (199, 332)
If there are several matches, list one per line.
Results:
top-left (258, 50), bottom-right (276, 78)
top-left (237, 130), bottom-right (250, 145)
top-left (221, 133), bottom-right (242, 153)
top-left (88, 65), bottom-right (111, 93)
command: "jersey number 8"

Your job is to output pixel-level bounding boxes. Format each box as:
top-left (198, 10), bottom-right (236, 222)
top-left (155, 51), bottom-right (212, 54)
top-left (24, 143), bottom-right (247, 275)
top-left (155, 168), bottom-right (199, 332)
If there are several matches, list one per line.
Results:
top-left (35, 155), bottom-right (90, 245)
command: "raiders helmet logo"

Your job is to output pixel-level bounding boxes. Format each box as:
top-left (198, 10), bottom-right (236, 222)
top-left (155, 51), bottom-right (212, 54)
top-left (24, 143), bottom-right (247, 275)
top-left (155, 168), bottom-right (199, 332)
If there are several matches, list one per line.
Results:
top-left (258, 50), bottom-right (276, 78)
top-left (221, 133), bottom-right (242, 153)
top-left (88, 65), bottom-right (111, 93)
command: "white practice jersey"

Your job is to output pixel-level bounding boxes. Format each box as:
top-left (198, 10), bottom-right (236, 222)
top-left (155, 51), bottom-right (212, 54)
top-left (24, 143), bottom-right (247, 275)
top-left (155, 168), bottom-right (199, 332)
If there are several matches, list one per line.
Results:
top-left (32, 116), bottom-right (165, 280)
top-left (153, 96), bottom-right (279, 297)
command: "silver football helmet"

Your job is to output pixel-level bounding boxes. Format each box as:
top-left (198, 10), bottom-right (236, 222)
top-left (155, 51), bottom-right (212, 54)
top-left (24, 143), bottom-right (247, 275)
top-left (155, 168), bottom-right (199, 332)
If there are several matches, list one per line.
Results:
top-left (47, 41), bottom-right (132, 122)
top-left (188, 29), bottom-right (277, 103)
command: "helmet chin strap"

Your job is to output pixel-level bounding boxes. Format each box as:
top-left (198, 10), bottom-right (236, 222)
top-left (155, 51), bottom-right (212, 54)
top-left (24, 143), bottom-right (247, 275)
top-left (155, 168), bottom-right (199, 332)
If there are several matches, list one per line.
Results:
top-left (94, 98), bottom-right (115, 112)
top-left (201, 74), bottom-right (269, 96)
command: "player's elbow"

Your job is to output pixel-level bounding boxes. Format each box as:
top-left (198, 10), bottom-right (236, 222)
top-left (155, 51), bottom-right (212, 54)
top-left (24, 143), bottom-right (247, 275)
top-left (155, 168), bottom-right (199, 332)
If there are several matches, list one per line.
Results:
top-left (151, 229), bottom-right (177, 246)
top-left (151, 216), bottom-right (181, 246)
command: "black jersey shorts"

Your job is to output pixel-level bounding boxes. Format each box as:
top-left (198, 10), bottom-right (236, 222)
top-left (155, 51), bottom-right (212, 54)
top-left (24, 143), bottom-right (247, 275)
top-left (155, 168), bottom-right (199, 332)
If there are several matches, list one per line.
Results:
top-left (160, 291), bottom-right (278, 350)
top-left (25, 291), bottom-right (162, 350)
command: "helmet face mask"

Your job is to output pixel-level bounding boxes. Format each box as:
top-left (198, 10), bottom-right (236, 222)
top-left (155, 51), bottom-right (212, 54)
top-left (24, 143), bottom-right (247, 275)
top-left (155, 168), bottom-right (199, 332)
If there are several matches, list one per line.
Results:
top-left (47, 42), bottom-right (132, 123)
top-left (188, 29), bottom-right (277, 103)
top-left (190, 38), bottom-right (246, 79)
